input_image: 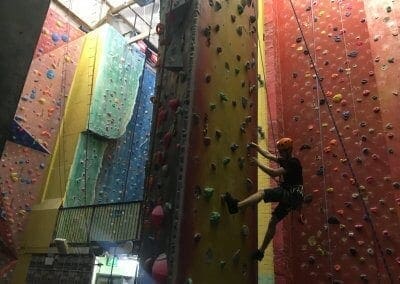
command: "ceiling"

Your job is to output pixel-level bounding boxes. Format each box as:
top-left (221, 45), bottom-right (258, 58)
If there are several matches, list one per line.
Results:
top-left (55, 0), bottom-right (160, 48)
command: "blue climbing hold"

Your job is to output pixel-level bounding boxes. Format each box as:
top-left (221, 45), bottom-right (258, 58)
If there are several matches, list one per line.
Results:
top-left (51, 33), bottom-right (60, 42)
top-left (30, 89), bottom-right (36, 99)
top-left (61, 34), bottom-right (69, 42)
top-left (342, 110), bottom-right (351, 120)
top-left (46, 69), bottom-right (55, 79)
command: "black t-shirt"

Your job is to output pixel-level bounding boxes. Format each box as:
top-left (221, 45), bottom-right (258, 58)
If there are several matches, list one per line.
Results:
top-left (277, 157), bottom-right (303, 188)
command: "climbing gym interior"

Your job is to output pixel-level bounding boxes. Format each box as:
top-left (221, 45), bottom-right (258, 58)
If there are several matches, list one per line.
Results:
top-left (0, 0), bottom-right (399, 283)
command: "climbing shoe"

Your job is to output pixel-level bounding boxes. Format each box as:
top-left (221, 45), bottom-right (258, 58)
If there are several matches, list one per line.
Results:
top-left (252, 249), bottom-right (264, 261)
top-left (223, 192), bottom-right (239, 214)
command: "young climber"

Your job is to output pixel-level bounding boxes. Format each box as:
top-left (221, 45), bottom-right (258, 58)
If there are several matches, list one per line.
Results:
top-left (223, 137), bottom-right (304, 261)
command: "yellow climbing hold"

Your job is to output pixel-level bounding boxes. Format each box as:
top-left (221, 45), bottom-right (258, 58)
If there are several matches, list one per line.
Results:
top-left (326, 187), bottom-right (334, 193)
top-left (39, 98), bottom-right (46, 104)
top-left (308, 236), bottom-right (317, 246)
top-left (10, 172), bottom-right (19, 182)
top-left (333, 94), bottom-right (343, 103)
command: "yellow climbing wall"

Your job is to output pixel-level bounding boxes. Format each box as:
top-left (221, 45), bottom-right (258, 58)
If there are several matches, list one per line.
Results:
top-left (257, 3), bottom-right (274, 283)
top-left (179, 1), bottom-right (258, 283)
top-left (140, 0), bottom-right (258, 283)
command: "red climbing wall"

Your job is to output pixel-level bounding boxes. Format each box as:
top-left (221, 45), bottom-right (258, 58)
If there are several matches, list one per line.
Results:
top-left (0, 142), bottom-right (49, 253)
top-left (270, 0), bottom-right (400, 283)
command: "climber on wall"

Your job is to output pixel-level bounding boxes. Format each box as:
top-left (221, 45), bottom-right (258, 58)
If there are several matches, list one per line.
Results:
top-left (223, 137), bottom-right (304, 261)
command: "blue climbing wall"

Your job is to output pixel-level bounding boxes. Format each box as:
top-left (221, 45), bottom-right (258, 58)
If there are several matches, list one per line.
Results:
top-left (94, 65), bottom-right (156, 204)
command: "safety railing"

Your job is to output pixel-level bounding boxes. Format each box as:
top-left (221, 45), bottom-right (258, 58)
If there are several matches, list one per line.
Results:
top-left (54, 201), bottom-right (142, 244)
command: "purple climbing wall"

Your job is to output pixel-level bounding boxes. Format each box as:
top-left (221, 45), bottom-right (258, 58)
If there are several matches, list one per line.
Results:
top-left (269, 0), bottom-right (400, 282)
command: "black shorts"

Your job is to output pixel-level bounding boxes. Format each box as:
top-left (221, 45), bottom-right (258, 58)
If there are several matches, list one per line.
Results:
top-left (263, 186), bottom-right (304, 221)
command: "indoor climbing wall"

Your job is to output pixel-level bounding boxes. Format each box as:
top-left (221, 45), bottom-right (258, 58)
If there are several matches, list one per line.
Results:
top-left (95, 65), bottom-right (156, 204)
top-left (59, 24), bottom-right (145, 207)
top-left (140, 0), bottom-right (258, 283)
top-left (12, 8), bottom-right (85, 153)
top-left (0, 142), bottom-right (49, 253)
top-left (88, 28), bottom-right (145, 139)
top-left (0, 7), bottom-right (84, 278)
top-left (34, 8), bottom-right (84, 57)
top-left (272, 0), bottom-right (400, 282)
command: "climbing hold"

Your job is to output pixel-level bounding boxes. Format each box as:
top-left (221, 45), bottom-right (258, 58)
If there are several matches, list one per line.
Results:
top-left (367, 248), bottom-right (374, 255)
top-left (373, 107), bottom-right (380, 113)
top-left (334, 264), bottom-right (341, 271)
top-left (342, 111), bottom-right (350, 120)
top-left (46, 69), bottom-right (55, 79)
top-left (355, 224), bottom-right (363, 230)
top-left (382, 230), bottom-right (389, 237)
top-left (223, 157), bottom-right (231, 166)
top-left (152, 254), bottom-right (168, 283)
top-left (360, 274), bottom-right (368, 281)
top-left (203, 137), bottom-right (211, 146)
top-left (387, 6), bottom-right (392, 12)
top-left (308, 255), bottom-right (316, 264)
top-left (328, 216), bottom-right (340, 224)
top-left (220, 260), bottom-right (226, 269)
top-left (347, 51), bottom-right (358, 58)
top-left (203, 187), bottom-right (215, 200)
top-left (385, 248), bottom-right (393, 255)
top-left (209, 211), bottom-right (221, 224)
top-left (236, 26), bottom-right (243, 36)
top-left (151, 205), bottom-right (164, 227)
top-left (241, 225), bottom-right (249, 237)
top-left (194, 233), bottom-right (201, 242)
top-left (219, 92), bottom-right (228, 102)
top-left (332, 93), bottom-right (342, 103)
top-left (230, 143), bottom-right (239, 152)
top-left (214, 1), bottom-right (222, 11)
top-left (237, 4), bottom-right (244, 15)
top-left (215, 130), bottom-right (222, 139)
top-left (209, 103), bottom-right (216, 110)
top-left (349, 247), bottom-right (357, 256)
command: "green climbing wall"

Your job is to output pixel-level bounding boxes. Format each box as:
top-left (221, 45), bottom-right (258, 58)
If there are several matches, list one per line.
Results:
top-left (64, 133), bottom-right (107, 207)
top-left (89, 26), bottom-right (145, 139)
top-left (140, 0), bottom-right (258, 283)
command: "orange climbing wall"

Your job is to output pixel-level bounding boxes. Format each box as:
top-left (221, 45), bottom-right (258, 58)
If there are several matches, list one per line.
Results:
top-left (140, 0), bottom-right (258, 283)
top-left (271, 0), bottom-right (400, 283)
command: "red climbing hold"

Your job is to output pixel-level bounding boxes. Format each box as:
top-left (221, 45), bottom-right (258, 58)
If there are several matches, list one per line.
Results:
top-left (151, 205), bottom-right (165, 227)
top-left (152, 253), bottom-right (168, 283)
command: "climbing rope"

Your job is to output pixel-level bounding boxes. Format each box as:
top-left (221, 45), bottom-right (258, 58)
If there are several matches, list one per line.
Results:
top-left (288, 0), bottom-right (394, 282)
top-left (309, 0), bottom-right (334, 278)
top-left (83, 0), bottom-right (105, 206)
top-left (58, 0), bottom-right (73, 201)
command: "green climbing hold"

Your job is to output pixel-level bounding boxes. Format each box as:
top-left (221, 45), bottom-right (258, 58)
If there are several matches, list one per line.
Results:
top-left (237, 4), bottom-right (244, 15)
top-left (210, 211), bottom-right (221, 224)
top-left (223, 157), bottom-right (231, 166)
top-left (203, 187), bottom-right (215, 200)
top-left (219, 92), bottom-right (228, 102)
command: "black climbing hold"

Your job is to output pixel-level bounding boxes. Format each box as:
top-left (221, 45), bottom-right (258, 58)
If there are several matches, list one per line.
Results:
top-left (328, 216), bottom-right (340, 224)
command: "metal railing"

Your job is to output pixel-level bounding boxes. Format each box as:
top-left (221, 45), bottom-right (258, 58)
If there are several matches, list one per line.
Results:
top-left (54, 201), bottom-right (142, 244)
